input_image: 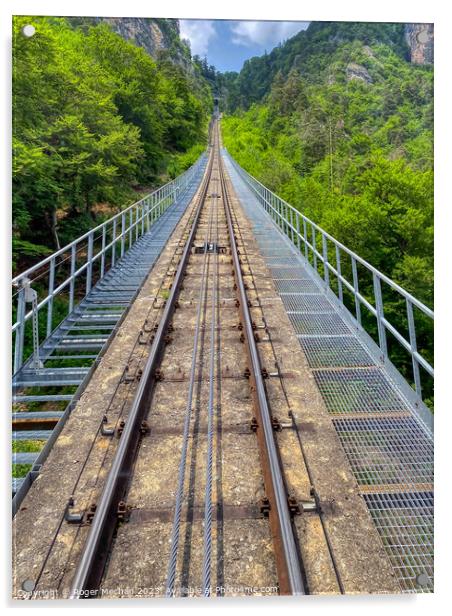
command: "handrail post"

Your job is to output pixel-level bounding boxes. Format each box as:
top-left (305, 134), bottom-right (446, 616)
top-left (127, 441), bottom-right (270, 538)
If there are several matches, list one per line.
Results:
top-left (112, 219), bottom-right (117, 267)
top-left (373, 272), bottom-right (388, 358)
top-left (407, 298), bottom-right (422, 397)
top-left (46, 256), bottom-right (55, 337)
top-left (302, 219), bottom-right (308, 259)
top-left (121, 213), bottom-right (125, 258)
top-left (86, 232), bottom-right (94, 295)
top-left (69, 244), bottom-right (76, 313)
top-left (351, 257), bottom-right (362, 325)
top-left (322, 233), bottom-right (330, 287)
top-left (296, 212), bottom-right (301, 252)
top-left (135, 206), bottom-right (139, 242)
top-left (335, 245), bottom-right (343, 303)
top-left (13, 284), bottom-right (26, 374)
top-left (100, 226), bottom-right (106, 279)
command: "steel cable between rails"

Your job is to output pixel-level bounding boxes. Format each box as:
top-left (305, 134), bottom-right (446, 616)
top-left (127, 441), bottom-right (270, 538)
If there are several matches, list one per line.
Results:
top-left (202, 172), bottom-right (220, 596)
top-left (165, 156), bottom-right (217, 597)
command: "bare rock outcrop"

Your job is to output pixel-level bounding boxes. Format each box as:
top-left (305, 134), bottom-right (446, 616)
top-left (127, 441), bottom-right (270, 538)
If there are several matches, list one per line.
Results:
top-left (405, 23), bottom-right (434, 64)
top-left (346, 62), bottom-right (373, 84)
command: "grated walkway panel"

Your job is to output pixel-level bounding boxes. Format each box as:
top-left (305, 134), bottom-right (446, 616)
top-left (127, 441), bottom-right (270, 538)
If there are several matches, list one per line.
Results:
top-left (299, 336), bottom-right (376, 368)
top-left (313, 368), bottom-right (411, 415)
top-left (364, 492), bottom-right (434, 593)
top-left (275, 279), bottom-right (321, 293)
top-left (333, 417), bottom-right (433, 487)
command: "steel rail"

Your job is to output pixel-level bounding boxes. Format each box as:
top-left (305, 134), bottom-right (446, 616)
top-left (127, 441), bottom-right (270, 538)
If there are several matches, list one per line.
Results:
top-left (219, 144), bottom-right (306, 596)
top-left (165, 144), bottom-right (217, 597)
top-left (68, 147), bottom-right (215, 599)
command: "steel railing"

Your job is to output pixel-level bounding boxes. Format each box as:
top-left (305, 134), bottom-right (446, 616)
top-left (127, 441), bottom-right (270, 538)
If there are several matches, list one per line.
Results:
top-left (228, 155), bottom-right (434, 402)
top-left (12, 155), bottom-right (206, 375)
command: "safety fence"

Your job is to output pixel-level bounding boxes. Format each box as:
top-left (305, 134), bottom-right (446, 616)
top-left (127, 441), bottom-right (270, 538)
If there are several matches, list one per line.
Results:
top-left (12, 156), bottom-right (206, 375)
top-left (229, 157), bottom-right (434, 403)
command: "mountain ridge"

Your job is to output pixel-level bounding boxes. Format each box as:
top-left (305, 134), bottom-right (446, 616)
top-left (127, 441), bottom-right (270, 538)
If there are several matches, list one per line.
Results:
top-left (218, 21), bottom-right (433, 111)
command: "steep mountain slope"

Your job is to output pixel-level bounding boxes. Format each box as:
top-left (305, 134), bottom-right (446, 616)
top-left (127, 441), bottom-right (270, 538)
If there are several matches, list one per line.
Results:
top-left (223, 22), bottom-right (432, 111)
top-left (221, 22), bottom-right (433, 401)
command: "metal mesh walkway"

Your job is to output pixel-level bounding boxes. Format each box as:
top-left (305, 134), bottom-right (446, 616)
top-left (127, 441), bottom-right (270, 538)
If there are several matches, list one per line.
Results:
top-left (222, 149), bottom-right (434, 593)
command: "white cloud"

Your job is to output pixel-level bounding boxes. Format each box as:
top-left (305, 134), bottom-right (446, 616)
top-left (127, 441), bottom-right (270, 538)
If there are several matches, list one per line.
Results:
top-left (180, 20), bottom-right (217, 57)
top-left (231, 21), bottom-right (308, 48)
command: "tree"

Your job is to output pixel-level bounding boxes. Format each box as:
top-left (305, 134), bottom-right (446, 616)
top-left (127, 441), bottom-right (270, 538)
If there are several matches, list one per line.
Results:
top-left (12, 16), bottom-right (211, 258)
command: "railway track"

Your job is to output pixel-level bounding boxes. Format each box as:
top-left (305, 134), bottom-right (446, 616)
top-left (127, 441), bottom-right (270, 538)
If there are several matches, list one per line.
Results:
top-left (13, 118), bottom-right (402, 599)
top-left (65, 119), bottom-right (305, 598)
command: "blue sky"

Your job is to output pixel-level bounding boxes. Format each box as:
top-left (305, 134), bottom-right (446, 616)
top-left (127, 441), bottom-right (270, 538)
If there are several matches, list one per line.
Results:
top-left (180, 20), bottom-right (310, 72)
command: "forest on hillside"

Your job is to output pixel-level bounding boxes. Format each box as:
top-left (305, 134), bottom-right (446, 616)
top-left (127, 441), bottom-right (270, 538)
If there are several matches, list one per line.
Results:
top-left (12, 16), bottom-right (212, 272)
top-left (221, 24), bottom-right (433, 307)
top-left (220, 22), bottom-right (433, 403)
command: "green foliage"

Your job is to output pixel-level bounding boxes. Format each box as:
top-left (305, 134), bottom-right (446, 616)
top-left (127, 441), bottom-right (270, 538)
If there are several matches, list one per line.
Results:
top-left (222, 42), bottom-right (433, 298)
top-left (12, 16), bottom-right (210, 268)
top-left (167, 144), bottom-right (206, 178)
top-left (222, 30), bottom-right (433, 400)
top-left (12, 239), bottom-right (52, 272)
top-left (223, 22), bottom-right (409, 112)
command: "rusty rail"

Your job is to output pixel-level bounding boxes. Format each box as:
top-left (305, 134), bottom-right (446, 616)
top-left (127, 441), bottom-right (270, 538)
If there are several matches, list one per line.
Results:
top-left (219, 139), bottom-right (306, 595)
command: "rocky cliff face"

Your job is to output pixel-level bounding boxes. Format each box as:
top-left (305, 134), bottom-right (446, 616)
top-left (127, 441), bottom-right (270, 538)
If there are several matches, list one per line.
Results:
top-left (82, 17), bottom-right (192, 70)
top-left (404, 24), bottom-right (434, 64)
top-left (98, 18), bottom-right (177, 57)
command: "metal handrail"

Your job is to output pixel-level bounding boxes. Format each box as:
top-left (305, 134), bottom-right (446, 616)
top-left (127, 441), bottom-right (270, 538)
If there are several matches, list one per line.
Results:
top-left (12, 155), bottom-right (206, 374)
top-left (228, 154), bottom-right (434, 401)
